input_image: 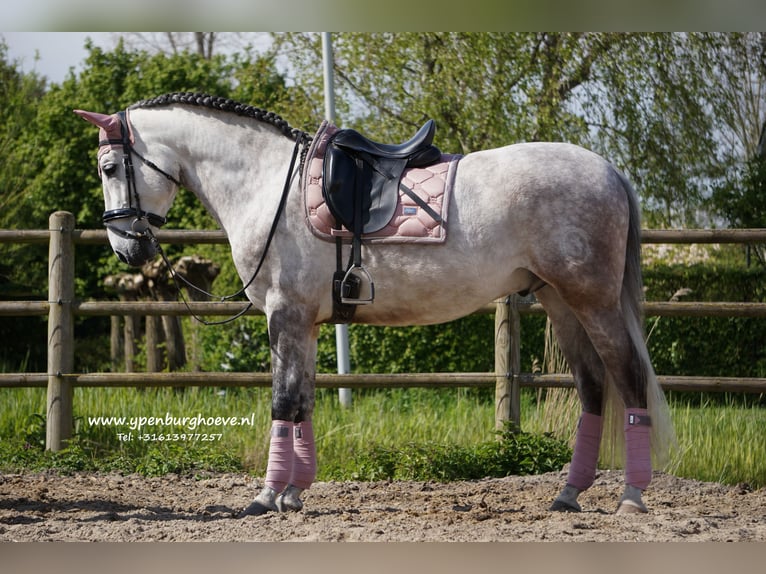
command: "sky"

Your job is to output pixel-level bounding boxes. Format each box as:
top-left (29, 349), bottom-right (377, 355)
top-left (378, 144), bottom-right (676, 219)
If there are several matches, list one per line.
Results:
top-left (2, 32), bottom-right (116, 84)
top-left (1, 32), bottom-right (277, 86)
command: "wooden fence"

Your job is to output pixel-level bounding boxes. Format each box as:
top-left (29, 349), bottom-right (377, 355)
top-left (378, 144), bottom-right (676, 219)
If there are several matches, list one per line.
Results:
top-left (2, 211), bottom-right (766, 451)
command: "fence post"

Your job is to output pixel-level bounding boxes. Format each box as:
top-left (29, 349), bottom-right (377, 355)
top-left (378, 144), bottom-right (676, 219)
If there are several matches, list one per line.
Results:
top-left (494, 295), bottom-right (521, 432)
top-left (47, 211), bottom-right (75, 451)
top-left (110, 315), bottom-right (123, 371)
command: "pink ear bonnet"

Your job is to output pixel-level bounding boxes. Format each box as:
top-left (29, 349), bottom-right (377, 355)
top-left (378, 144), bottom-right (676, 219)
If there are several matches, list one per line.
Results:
top-left (74, 109), bottom-right (132, 158)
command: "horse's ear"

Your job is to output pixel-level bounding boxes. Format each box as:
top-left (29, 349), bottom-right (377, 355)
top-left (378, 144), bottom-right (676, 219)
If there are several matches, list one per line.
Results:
top-left (73, 109), bottom-right (119, 131)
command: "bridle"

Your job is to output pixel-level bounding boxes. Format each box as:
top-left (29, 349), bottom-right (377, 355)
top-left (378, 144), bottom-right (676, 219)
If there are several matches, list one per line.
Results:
top-left (100, 108), bottom-right (309, 325)
top-left (100, 111), bottom-right (180, 239)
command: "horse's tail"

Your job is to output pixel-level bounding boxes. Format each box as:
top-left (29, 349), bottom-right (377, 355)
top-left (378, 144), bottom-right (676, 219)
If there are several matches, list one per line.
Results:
top-left (601, 169), bottom-right (677, 471)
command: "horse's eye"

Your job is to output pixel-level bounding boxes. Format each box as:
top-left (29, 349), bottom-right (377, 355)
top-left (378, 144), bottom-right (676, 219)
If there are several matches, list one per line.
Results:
top-left (102, 163), bottom-right (118, 177)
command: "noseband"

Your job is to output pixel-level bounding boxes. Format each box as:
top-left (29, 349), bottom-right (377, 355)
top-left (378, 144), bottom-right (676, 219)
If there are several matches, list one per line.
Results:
top-left (100, 111), bottom-right (181, 239)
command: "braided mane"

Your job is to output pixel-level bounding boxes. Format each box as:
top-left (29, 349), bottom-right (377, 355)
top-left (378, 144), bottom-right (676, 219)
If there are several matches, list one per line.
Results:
top-left (129, 92), bottom-right (310, 143)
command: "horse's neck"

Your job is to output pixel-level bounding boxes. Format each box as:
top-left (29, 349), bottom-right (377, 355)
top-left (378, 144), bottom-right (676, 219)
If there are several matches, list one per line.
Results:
top-left (134, 106), bottom-right (296, 237)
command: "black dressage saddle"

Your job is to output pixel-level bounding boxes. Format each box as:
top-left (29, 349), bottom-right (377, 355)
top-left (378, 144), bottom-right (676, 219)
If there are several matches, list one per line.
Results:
top-left (322, 120), bottom-right (441, 235)
top-left (321, 120), bottom-right (442, 314)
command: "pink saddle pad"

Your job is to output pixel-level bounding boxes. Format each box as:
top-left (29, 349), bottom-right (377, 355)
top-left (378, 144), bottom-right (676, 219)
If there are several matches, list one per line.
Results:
top-left (302, 121), bottom-right (461, 244)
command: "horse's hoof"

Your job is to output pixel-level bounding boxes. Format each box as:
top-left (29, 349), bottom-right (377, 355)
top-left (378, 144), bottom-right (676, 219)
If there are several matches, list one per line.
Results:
top-left (239, 486), bottom-right (279, 517)
top-left (549, 498), bottom-right (582, 512)
top-left (276, 485), bottom-right (304, 512)
top-left (615, 499), bottom-right (648, 514)
top-left (238, 500), bottom-right (275, 517)
top-left (616, 484), bottom-right (648, 514)
top-left (549, 485), bottom-right (582, 512)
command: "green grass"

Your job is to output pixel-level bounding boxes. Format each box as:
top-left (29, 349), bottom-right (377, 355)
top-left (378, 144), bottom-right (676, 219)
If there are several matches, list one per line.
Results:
top-left (666, 394), bottom-right (766, 487)
top-left (523, 388), bottom-right (766, 489)
top-left (0, 386), bottom-right (764, 488)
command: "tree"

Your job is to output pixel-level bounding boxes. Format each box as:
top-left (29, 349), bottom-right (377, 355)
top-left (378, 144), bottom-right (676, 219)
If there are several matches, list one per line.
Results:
top-left (701, 33), bottom-right (766, 163)
top-left (119, 33), bottom-right (271, 61)
top-left (274, 33), bottom-right (763, 228)
top-left (0, 40), bottom-right (47, 230)
top-left (699, 33), bottom-right (766, 267)
top-left (0, 39), bottom-right (312, 371)
top-left (0, 42), bottom-right (49, 370)
top-left (711, 132), bottom-right (766, 266)
top-left (274, 32), bottom-right (608, 153)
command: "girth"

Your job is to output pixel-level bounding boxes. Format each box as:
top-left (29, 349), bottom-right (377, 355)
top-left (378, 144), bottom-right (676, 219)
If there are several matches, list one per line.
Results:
top-left (321, 121), bottom-right (442, 321)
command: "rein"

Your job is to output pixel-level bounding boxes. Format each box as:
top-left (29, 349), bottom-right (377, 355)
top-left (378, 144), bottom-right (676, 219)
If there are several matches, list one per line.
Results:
top-left (153, 132), bottom-right (308, 326)
top-left (105, 109), bottom-right (309, 325)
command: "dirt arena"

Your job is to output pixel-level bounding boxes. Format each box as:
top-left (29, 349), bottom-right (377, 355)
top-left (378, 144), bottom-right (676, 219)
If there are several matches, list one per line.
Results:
top-left (1, 468), bottom-right (764, 542)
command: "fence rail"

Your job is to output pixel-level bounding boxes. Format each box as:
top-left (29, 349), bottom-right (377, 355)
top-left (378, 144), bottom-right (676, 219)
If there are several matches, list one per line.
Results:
top-left (2, 211), bottom-right (766, 450)
top-left (3, 371), bottom-right (765, 394)
top-left (5, 299), bottom-right (766, 318)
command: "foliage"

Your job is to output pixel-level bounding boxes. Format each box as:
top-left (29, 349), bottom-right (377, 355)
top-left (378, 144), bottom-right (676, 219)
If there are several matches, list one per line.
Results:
top-left (643, 263), bottom-right (766, 378)
top-left (0, 42), bottom-right (50, 370)
top-left (275, 33), bottom-right (610, 152)
top-left (274, 32), bottom-right (766, 228)
top-left (0, 38), bottom-right (315, 371)
top-left (712, 158), bottom-right (766, 230)
top-left (344, 318), bottom-right (496, 374)
top-left (0, 436), bottom-right (242, 477)
top-left (193, 312), bottom-right (546, 378)
top-left (711, 157), bottom-right (766, 267)
top-left (584, 34), bottom-right (723, 227)
top-left (345, 424), bottom-right (571, 482)
top-left (0, 40), bottom-right (47, 230)
top-left (197, 316), bottom-right (272, 373)
top-left (348, 315), bottom-right (546, 375)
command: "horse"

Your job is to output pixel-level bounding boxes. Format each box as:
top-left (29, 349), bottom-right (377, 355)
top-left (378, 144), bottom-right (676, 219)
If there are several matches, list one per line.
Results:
top-left (74, 92), bottom-right (675, 516)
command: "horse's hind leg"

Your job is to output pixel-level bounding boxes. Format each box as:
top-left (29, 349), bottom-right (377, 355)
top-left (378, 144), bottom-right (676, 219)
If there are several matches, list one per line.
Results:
top-left (240, 310), bottom-right (319, 517)
top-left (574, 304), bottom-right (653, 514)
top-left (536, 287), bottom-right (607, 513)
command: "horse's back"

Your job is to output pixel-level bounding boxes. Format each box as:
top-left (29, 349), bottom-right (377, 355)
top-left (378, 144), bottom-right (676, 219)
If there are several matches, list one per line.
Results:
top-left (458, 141), bottom-right (622, 199)
top-left (452, 141), bottom-right (630, 243)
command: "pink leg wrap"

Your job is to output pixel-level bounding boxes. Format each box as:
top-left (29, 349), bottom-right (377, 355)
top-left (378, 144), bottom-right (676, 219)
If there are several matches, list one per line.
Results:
top-left (624, 407), bottom-right (652, 490)
top-left (567, 412), bottom-right (603, 491)
top-left (290, 421), bottom-right (317, 490)
top-left (264, 420), bottom-right (294, 493)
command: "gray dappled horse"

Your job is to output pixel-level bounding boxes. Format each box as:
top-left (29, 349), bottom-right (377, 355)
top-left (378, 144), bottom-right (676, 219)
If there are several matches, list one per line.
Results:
top-left (75, 93), bottom-right (674, 516)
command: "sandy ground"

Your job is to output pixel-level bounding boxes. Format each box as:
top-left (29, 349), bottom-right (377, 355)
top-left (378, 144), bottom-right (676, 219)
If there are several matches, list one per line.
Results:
top-left (1, 468), bottom-right (764, 542)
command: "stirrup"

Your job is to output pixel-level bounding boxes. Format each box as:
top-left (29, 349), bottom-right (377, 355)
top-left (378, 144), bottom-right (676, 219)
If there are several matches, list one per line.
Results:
top-left (340, 264), bottom-right (375, 305)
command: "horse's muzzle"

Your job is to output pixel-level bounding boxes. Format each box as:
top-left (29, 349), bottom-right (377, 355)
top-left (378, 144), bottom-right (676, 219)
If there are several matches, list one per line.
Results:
top-left (107, 228), bottom-right (158, 267)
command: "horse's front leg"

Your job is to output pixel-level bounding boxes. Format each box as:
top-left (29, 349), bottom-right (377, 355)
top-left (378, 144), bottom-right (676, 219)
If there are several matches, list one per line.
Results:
top-left (240, 308), bottom-right (319, 517)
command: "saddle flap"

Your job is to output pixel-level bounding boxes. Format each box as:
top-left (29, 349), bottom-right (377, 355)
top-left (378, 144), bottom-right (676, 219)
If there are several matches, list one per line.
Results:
top-left (322, 143), bottom-right (403, 235)
top-left (323, 144), bottom-right (358, 230)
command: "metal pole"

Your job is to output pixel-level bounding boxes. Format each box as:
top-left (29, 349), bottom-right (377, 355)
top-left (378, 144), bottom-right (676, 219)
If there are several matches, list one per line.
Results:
top-left (322, 32), bottom-right (352, 408)
top-left (322, 32), bottom-right (336, 126)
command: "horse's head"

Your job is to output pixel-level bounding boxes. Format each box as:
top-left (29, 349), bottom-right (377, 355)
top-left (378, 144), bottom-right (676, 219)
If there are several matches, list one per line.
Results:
top-left (74, 108), bottom-right (182, 266)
